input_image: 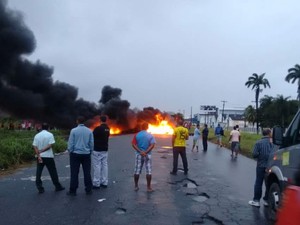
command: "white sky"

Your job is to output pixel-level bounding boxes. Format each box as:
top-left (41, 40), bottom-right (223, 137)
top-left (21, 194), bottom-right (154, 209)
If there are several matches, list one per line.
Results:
top-left (7, 0), bottom-right (300, 116)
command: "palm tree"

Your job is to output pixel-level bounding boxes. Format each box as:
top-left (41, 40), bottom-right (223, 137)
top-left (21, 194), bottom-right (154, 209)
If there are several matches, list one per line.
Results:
top-left (245, 73), bottom-right (271, 134)
top-left (274, 95), bottom-right (290, 127)
top-left (244, 105), bottom-right (256, 127)
top-left (285, 64), bottom-right (300, 108)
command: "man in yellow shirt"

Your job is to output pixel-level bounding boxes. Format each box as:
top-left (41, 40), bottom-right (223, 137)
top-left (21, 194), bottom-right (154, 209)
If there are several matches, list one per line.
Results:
top-left (170, 120), bottom-right (189, 175)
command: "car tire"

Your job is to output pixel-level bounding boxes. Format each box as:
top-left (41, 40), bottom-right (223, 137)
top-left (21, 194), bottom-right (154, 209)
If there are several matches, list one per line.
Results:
top-left (267, 182), bottom-right (282, 221)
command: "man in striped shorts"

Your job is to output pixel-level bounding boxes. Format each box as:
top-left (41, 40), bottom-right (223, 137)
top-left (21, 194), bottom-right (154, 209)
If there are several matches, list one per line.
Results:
top-left (132, 122), bottom-right (156, 192)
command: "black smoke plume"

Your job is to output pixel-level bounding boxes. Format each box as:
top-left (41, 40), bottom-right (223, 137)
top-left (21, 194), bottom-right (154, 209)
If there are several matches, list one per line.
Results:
top-left (0, 1), bottom-right (175, 131)
top-left (98, 85), bottom-right (137, 131)
top-left (0, 1), bottom-right (98, 128)
top-left (85, 85), bottom-right (175, 133)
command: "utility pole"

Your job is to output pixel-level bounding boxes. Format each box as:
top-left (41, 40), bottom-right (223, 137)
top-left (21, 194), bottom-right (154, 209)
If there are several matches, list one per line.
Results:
top-left (221, 100), bottom-right (227, 123)
top-left (190, 106), bottom-right (193, 124)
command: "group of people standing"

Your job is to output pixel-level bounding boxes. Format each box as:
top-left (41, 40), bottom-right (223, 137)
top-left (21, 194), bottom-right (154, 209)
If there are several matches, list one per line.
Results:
top-left (191, 124), bottom-right (209, 152)
top-left (32, 115), bottom-right (110, 195)
top-left (31, 116), bottom-right (300, 223)
top-left (32, 116), bottom-right (195, 195)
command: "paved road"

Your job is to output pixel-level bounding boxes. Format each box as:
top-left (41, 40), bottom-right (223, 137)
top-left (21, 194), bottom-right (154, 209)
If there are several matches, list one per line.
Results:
top-left (0, 134), bottom-right (274, 225)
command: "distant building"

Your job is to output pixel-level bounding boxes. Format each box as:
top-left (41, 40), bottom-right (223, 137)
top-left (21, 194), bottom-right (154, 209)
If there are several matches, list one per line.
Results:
top-left (217, 107), bottom-right (247, 128)
top-left (193, 106), bottom-right (248, 129)
top-left (195, 105), bottom-right (218, 128)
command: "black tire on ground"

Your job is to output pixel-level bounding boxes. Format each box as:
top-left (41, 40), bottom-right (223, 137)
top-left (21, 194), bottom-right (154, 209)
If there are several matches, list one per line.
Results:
top-left (267, 182), bottom-right (282, 221)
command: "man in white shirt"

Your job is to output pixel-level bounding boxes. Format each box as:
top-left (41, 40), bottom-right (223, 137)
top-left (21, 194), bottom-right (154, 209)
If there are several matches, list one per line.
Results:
top-left (33, 123), bottom-right (65, 193)
top-left (192, 124), bottom-right (201, 152)
top-left (228, 126), bottom-right (241, 158)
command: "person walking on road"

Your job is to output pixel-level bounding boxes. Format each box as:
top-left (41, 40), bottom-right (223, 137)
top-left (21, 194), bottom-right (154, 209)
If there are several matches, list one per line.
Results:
top-left (228, 126), bottom-right (241, 158)
top-left (248, 128), bottom-right (274, 207)
top-left (214, 124), bottom-right (224, 147)
top-left (202, 124), bottom-right (209, 151)
top-left (170, 119), bottom-right (189, 175)
top-left (92, 115), bottom-right (110, 189)
top-left (192, 124), bottom-right (201, 152)
top-left (32, 123), bottom-right (65, 194)
top-left (67, 116), bottom-right (94, 196)
top-left (131, 122), bottom-right (156, 192)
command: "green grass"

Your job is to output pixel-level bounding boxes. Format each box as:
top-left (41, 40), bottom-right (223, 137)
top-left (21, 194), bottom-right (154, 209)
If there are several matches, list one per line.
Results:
top-left (0, 129), bottom-right (68, 169)
top-left (189, 126), bottom-right (261, 156)
top-left (206, 128), bottom-right (261, 157)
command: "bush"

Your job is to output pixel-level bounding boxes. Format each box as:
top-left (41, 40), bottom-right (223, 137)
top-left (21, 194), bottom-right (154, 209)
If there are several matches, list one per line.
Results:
top-left (0, 129), bottom-right (68, 169)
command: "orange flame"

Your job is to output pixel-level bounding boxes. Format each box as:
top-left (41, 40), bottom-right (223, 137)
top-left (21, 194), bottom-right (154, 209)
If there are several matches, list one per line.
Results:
top-left (147, 120), bottom-right (174, 135)
top-left (110, 127), bottom-right (121, 135)
top-left (89, 121), bottom-right (121, 135)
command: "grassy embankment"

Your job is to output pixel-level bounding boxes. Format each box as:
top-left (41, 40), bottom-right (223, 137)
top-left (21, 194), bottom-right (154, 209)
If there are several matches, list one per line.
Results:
top-left (201, 128), bottom-right (262, 157)
top-left (0, 129), bottom-right (68, 170)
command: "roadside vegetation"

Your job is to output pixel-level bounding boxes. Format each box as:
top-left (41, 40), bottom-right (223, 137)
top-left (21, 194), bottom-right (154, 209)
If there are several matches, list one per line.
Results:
top-left (187, 127), bottom-right (261, 158)
top-left (0, 128), bottom-right (68, 170)
top-left (1, 125), bottom-right (261, 171)
top-left (207, 129), bottom-right (261, 158)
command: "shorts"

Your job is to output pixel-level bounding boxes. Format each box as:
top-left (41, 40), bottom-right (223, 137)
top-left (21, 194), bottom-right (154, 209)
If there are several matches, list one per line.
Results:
top-left (193, 137), bottom-right (199, 145)
top-left (231, 142), bottom-right (240, 152)
top-left (216, 134), bottom-right (222, 142)
top-left (134, 154), bottom-right (152, 175)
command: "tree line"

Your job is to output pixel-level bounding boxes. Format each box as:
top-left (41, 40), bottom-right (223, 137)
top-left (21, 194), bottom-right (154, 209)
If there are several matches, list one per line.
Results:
top-left (245, 64), bottom-right (300, 133)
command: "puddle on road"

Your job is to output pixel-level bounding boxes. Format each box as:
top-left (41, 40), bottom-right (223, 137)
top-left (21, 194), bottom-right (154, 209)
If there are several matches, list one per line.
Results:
top-left (115, 208), bottom-right (126, 215)
top-left (184, 182), bottom-right (197, 188)
top-left (192, 213), bottom-right (224, 225)
top-left (192, 196), bottom-right (208, 203)
top-left (187, 192), bottom-right (210, 203)
top-left (200, 214), bottom-right (224, 225)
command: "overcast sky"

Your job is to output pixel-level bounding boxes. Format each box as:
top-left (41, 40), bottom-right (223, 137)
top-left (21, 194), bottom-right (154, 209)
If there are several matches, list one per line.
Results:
top-left (7, 0), bottom-right (300, 116)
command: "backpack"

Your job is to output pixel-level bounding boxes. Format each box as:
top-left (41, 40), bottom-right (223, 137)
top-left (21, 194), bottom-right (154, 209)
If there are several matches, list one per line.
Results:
top-left (220, 127), bottom-right (224, 136)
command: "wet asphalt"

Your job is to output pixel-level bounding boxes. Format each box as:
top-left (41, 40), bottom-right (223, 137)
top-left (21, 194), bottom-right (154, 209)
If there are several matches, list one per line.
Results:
top-left (0, 134), bottom-right (274, 225)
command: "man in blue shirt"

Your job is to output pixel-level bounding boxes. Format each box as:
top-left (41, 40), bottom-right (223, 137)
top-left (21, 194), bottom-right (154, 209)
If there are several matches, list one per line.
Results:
top-left (214, 124), bottom-right (223, 147)
top-left (248, 128), bottom-right (274, 207)
top-left (67, 116), bottom-right (94, 196)
top-left (132, 123), bottom-right (156, 192)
